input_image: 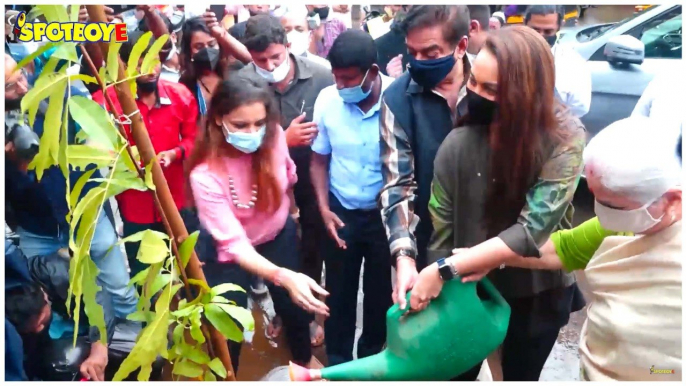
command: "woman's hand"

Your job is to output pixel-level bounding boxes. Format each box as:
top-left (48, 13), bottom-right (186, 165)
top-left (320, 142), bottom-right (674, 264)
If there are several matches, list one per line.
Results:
top-left (202, 9), bottom-right (224, 37)
top-left (408, 263), bottom-right (443, 311)
top-left (280, 269), bottom-right (330, 317)
top-left (80, 342), bottom-right (108, 381)
top-left (394, 257), bottom-right (418, 310)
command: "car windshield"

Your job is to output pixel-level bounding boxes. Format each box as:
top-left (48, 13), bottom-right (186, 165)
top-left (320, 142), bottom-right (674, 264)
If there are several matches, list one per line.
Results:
top-left (584, 5), bottom-right (657, 40)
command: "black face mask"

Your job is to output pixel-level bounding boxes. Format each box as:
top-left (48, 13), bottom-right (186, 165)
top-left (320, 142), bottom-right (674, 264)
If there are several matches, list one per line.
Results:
top-left (136, 79), bottom-right (158, 94)
top-left (313, 6), bottom-right (330, 20)
top-left (5, 97), bottom-right (22, 112)
top-left (544, 34), bottom-right (558, 48)
top-left (466, 88), bottom-right (498, 126)
top-left (192, 47), bottom-right (220, 74)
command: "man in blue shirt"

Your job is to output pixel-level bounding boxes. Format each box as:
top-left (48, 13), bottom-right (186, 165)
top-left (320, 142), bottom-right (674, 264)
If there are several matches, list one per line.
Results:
top-left (310, 30), bottom-right (393, 366)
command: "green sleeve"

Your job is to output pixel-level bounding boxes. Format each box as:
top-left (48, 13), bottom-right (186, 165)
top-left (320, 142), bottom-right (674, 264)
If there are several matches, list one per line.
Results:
top-left (551, 216), bottom-right (631, 271)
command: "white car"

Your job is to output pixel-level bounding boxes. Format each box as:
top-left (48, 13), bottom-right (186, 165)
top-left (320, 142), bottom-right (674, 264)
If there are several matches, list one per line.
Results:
top-left (558, 4), bottom-right (682, 138)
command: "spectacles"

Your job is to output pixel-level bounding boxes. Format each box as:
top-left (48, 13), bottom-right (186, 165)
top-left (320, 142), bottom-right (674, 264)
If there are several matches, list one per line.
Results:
top-left (5, 68), bottom-right (28, 93)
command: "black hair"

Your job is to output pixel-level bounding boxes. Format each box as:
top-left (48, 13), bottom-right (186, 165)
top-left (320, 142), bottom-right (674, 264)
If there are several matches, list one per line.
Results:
top-left (467, 5), bottom-right (491, 31)
top-left (6, 283), bottom-right (47, 334)
top-left (178, 17), bottom-right (225, 95)
top-left (119, 30), bottom-right (155, 63)
top-left (677, 134), bottom-right (682, 163)
top-left (400, 5), bottom-right (471, 47)
top-left (137, 11), bottom-right (173, 34)
top-left (328, 30), bottom-right (378, 71)
top-left (524, 5), bottom-right (563, 27)
top-left (492, 14), bottom-right (506, 27)
top-left (243, 14), bottom-right (288, 53)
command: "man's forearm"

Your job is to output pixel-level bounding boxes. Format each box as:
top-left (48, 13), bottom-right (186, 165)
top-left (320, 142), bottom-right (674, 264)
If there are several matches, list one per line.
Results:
top-left (310, 153), bottom-right (330, 212)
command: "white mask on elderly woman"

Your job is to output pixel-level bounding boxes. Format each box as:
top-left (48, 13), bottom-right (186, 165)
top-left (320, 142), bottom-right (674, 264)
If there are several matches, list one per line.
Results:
top-left (584, 116), bottom-right (682, 234)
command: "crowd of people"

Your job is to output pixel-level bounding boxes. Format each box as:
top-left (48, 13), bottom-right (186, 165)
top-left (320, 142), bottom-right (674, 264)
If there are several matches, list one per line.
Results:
top-left (4, 4), bottom-right (682, 382)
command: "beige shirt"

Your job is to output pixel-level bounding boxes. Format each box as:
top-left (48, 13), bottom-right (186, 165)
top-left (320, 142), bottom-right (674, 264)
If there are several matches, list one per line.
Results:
top-left (579, 221), bottom-right (682, 381)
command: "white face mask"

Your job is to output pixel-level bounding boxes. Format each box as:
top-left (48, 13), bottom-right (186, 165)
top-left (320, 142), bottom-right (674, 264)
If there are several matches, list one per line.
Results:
top-left (287, 31), bottom-right (311, 57)
top-left (255, 54), bottom-right (291, 83)
top-left (594, 199), bottom-right (665, 234)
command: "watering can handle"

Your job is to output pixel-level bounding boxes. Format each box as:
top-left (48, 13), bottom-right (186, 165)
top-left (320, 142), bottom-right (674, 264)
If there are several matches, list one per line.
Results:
top-left (386, 292), bottom-right (413, 320)
top-left (477, 278), bottom-right (509, 309)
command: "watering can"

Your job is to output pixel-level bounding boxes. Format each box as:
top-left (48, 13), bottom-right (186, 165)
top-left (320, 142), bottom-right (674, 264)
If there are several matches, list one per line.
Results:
top-left (290, 278), bottom-right (510, 381)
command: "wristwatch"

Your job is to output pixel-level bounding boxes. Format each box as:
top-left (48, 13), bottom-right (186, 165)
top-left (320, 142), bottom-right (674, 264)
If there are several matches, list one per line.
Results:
top-left (394, 248), bottom-right (416, 262)
top-left (436, 258), bottom-right (458, 282)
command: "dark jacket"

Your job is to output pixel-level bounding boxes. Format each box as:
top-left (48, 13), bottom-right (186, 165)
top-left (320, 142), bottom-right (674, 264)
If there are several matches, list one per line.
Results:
top-left (376, 25), bottom-right (409, 77)
top-left (5, 86), bottom-right (110, 238)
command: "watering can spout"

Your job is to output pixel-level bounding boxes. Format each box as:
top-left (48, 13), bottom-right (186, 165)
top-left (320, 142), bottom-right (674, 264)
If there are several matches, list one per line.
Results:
top-left (289, 352), bottom-right (394, 382)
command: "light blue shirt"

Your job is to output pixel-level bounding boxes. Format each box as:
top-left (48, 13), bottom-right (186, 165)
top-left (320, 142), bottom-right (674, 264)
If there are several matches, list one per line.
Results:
top-left (311, 74), bottom-right (393, 210)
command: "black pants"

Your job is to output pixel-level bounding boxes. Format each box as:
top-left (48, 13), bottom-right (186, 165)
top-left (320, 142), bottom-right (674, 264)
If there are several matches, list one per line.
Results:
top-left (323, 193), bottom-right (393, 366)
top-left (293, 175), bottom-right (326, 285)
top-left (500, 284), bottom-right (585, 381)
top-left (203, 217), bottom-right (312, 374)
top-left (122, 208), bottom-right (216, 277)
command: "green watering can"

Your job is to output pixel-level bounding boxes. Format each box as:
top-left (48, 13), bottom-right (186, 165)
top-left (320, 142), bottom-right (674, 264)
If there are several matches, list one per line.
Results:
top-left (290, 278), bottom-right (510, 381)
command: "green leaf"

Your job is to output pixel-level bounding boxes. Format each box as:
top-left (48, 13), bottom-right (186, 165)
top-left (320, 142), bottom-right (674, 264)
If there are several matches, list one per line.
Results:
top-left (211, 296), bottom-right (230, 304)
top-left (204, 369), bottom-right (217, 382)
top-left (150, 273), bottom-right (172, 297)
top-left (127, 31), bottom-right (153, 76)
top-left (136, 230), bottom-right (170, 265)
top-left (27, 73), bottom-right (67, 180)
top-left (128, 266), bottom-right (150, 287)
top-left (173, 360), bottom-right (204, 379)
top-left (51, 42), bottom-right (78, 63)
top-left (188, 279), bottom-right (211, 293)
top-left (68, 5), bottom-right (80, 22)
top-left (216, 303), bottom-right (254, 331)
top-left (209, 358), bottom-right (228, 379)
top-left (144, 161), bottom-right (156, 190)
top-left (15, 42), bottom-right (58, 71)
top-left (113, 308), bottom-right (169, 380)
top-left (90, 176), bottom-right (147, 193)
top-left (67, 144), bottom-right (116, 170)
top-left (211, 283), bottom-right (246, 296)
top-left (69, 74), bottom-right (97, 85)
top-left (190, 308), bottom-right (206, 344)
top-left (156, 283), bottom-right (183, 314)
top-left (172, 303), bottom-right (198, 318)
top-left (127, 310), bottom-right (155, 323)
top-left (37, 5), bottom-right (70, 23)
top-left (128, 78), bottom-right (137, 97)
top-left (107, 41), bottom-right (123, 82)
top-left (204, 304), bottom-right (243, 342)
top-left (81, 257), bottom-right (107, 345)
top-left (172, 324), bottom-right (185, 344)
top-left (68, 96), bottom-right (121, 151)
top-left (119, 229), bottom-right (169, 244)
top-left (178, 231), bottom-right (199, 269)
top-left (183, 346), bottom-right (211, 365)
top-left (68, 166), bottom-right (96, 217)
top-left (141, 34), bottom-right (169, 74)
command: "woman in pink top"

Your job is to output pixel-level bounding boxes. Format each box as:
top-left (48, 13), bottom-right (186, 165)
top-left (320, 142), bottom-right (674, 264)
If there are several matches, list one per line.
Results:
top-left (187, 73), bottom-right (329, 372)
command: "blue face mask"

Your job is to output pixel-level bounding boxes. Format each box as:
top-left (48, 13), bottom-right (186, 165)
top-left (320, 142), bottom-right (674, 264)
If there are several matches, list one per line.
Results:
top-left (223, 123), bottom-right (266, 154)
top-left (337, 69), bottom-right (373, 104)
top-left (407, 52), bottom-right (457, 90)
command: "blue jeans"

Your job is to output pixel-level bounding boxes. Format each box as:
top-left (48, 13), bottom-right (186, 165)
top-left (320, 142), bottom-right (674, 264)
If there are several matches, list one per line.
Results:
top-left (17, 211), bottom-right (138, 318)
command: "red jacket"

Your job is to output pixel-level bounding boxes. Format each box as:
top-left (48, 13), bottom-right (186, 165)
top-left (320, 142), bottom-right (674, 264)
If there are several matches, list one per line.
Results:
top-left (92, 79), bottom-right (198, 224)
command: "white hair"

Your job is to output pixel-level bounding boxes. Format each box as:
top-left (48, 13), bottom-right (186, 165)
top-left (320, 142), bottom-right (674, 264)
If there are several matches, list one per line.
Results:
top-left (583, 116), bottom-right (682, 205)
top-left (281, 6), bottom-right (309, 22)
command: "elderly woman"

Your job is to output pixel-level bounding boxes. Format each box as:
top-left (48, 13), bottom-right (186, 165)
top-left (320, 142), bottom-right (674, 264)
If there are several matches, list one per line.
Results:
top-left (445, 117), bottom-right (682, 381)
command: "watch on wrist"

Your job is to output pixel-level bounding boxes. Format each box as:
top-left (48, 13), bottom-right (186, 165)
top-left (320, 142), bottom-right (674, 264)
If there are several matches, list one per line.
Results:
top-left (437, 257), bottom-right (458, 282)
top-left (394, 248), bottom-right (416, 262)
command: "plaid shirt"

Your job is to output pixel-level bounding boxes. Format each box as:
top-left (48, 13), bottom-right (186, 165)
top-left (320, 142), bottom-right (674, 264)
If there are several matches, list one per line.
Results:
top-left (316, 18), bottom-right (347, 58)
top-left (379, 84), bottom-right (467, 259)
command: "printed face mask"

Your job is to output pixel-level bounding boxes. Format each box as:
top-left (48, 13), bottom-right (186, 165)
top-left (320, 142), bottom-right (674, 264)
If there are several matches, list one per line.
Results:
top-left (223, 122), bottom-right (266, 154)
top-left (337, 69), bottom-right (373, 104)
top-left (255, 55), bottom-right (290, 83)
top-left (595, 199), bottom-right (665, 233)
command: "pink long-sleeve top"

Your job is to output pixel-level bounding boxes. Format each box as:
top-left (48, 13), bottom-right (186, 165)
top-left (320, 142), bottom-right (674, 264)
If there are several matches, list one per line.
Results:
top-left (189, 128), bottom-right (297, 263)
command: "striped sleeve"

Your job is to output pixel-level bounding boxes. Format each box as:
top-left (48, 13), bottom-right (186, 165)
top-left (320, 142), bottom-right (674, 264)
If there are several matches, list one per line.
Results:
top-left (378, 98), bottom-right (420, 259)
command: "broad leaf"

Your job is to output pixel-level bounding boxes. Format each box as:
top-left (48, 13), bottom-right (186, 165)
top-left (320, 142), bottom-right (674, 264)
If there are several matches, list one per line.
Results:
top-left (15, 42), bottom-right (57, 70)
top-left (204, 369), bottom-right (217, 382)
top-left (67, 144), bottom-right (116, 171)
top-left (216, 303), bottom-right (254, 331)
top-left (68, 96), bottom-right (121, 150)
top-left (204, 304), bottom-right (243, 342)
top-left (68, 168), bottom-right (97, 219)
top-left (208, 358), bottom-right (228, 379)
top-left (172, 304), bottom-right (197, 318)
top-left (173, 360), bottom-right (204, 379)
top-left (113, 308), bottom-right (169, 381)
top-left (22, 71), bottom-right (67, 127)
top-left (136, 230), bottom-right (170, 265)
top-left (144, 161), bottom-right (155, 190)
top-left (178, 231), bottom-right (199, 269)
top-left (127, 310), bottom-right (155, 323)
top-left (150, 274), bottom-right (172, 297)
top-left (107, 41), bottom-right (123, 82)
top-left (68, 5), bottom-right (80, 22)
top-left (119, 229), bottom-right (169, 245)
top-left (188, 279), bottom-right (211, 293)
top-left (80, 257), bottom-right (107, 345)
top-left (51, 42), bottom-right (78, 63)
top-left (27, 73), bottom-right (66, 179)
top-left (128, 267), bottom-right (150, 287)
top-left (172, 324), bottom-right (185, 344)
top-left (189, 308), bottom-right (205, 344)
top-left (141, 34), bottom-right (169, 74)
top-left (211, 296), bottom-right (230, 304)
top-left (90, 176), bottom-right (147, 193)
top-left (211, 283), bottom-right (246, 296)
top-left (182, 346), bottom-right (210, 365)
top-left (98, 66), bottom-right (110, 86)
top-left (126, 31), bottom-right (152, 76)
top-left (37, 5), bottom-right (69, 23)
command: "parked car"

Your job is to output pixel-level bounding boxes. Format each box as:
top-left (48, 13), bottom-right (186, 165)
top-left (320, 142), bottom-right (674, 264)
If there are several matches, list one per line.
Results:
top-left (557, 4), bottom-right (682, 139)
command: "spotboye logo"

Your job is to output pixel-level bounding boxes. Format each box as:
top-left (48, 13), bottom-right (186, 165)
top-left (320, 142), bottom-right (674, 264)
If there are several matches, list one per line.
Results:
top-left (10, 11), bottom-right (128, 43)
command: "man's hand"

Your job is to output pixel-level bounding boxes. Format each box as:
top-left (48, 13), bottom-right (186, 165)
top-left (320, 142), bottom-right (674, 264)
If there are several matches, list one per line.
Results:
top-left (408, 263), bottom-right (443, 312)
top-left (157, 149), bottom-right (178, 168)
top-left (386, 54), bottom-right (404, 79)
top-left (394, 256), bottom-right (418, 310)
top-left (285, 113), bottom-right (318, 147)
top-left (80, 342), bottom-right (108, 381)
top-left (321, 208), bottom-right (346, 249)
top-left (135, 5), bottom-right (154, 14)
top-left (78, 6), bottom-right (115, 23)
top-left (5, 142), bottom-right (30, 173)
